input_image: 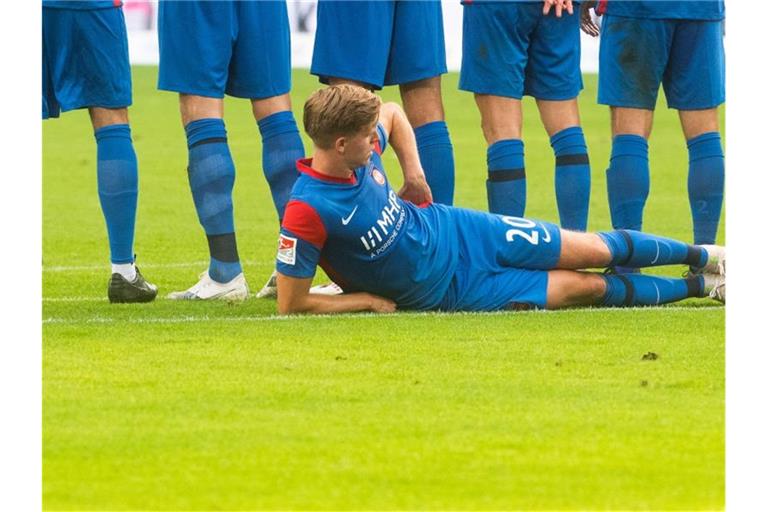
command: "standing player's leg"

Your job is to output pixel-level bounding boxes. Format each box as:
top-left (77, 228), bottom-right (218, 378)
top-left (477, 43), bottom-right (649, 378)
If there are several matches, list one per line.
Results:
top-left (679, 109), bottom-right (724, 245)
top-left (168, 95), bottom-right (247, 300)
top-left (459, 1), bottom-right (536, 217)
top-left (475, 95), bottom-right (527, 216)
top-left (400, 77), bottom-right (455, 206)
top-left (537, 99), bottom-right (591, 231)
top-left (663, 19), bottom-right (726, 245)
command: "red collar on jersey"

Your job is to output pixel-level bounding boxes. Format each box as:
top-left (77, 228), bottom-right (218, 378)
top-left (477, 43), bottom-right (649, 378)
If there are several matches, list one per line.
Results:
top-left (296, 158), bottom-right (358, 185)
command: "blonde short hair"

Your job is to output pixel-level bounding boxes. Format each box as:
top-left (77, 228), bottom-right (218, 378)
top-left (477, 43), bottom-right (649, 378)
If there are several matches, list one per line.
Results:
top-left (303, 84), bottom-right (382, 149)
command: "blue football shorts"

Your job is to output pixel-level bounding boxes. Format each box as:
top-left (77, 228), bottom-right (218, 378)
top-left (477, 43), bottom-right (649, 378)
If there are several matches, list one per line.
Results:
top-left (597, 15), bottom-right (725, 110)
top-left (157, 0), bottom-right (291, 99)
top-left (42, 6), bottom-right (131, 119)
top-left (459, 1), bottom-right (583, 100)
top-left (439, 208), bottom-right (563, 311)
top-left (311, 0), bottom-right (447, 89)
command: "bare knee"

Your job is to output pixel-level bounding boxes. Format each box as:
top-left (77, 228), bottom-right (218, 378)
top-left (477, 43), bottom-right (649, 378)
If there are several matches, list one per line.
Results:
top-left (88, 107), bottom-right (129, 130)
top-left (611, 107), bottom-right (654, 139)
top-left (251, 93), bottom-right (293, 121)
top-left (400, 77), bottom-right (445, 127)
top-left (679, 108), bottom-right (720, 140)
top-left (474, 94), bottom-right (522, 144)
top-left (536, 98), bottom-right (581, 137)
top-left (179, 95), bottom-right (224, 126)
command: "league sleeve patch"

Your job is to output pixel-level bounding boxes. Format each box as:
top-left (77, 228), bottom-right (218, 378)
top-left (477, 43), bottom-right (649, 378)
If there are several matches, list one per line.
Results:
top-left (276, 234), bottom-right (297, 265)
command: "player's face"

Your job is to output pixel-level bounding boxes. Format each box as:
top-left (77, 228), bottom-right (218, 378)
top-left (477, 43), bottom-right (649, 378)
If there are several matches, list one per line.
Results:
top-left (343, 123), bottom-right (378, 168)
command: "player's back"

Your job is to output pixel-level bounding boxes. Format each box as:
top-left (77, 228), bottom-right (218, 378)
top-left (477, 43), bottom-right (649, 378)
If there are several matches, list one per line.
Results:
top-left (279, 154), bottom-right (458, 310)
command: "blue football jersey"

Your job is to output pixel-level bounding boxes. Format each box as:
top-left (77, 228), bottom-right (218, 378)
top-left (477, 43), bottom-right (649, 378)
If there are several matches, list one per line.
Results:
top-left (276, 125), bottom-right (458, 310)
top-left (597, 0), bottom-right (725, 21)
top-left (43, 1), bottom-right (122, 9)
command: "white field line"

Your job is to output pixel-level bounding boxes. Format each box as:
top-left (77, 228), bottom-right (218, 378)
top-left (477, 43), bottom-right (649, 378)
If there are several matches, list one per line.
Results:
top-left (41, 306), bottom-right (721, 325)
top-left (42, 260), bottom-right (272, 272)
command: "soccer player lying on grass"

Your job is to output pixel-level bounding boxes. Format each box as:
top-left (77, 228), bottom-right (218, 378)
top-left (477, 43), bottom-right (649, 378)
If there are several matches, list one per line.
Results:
top-left (274, 85), bottom-right (725, 315)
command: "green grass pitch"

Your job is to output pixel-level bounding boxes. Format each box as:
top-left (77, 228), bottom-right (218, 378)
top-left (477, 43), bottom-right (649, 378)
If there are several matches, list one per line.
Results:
top-left (43, 68), bottom-right (724, 510)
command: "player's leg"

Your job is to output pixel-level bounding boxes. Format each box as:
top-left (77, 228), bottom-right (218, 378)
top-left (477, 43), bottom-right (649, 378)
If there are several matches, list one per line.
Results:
top-left (546, 269), bottom-right (723, 309)
top-left (664, 19), bottom-right (726, 245)
top-left (44, 5), bottom-right (156, 302)
top-left (537, 99), bottom-right (591, 231)
top-left (158, 1), bottom-right (247, 299)
top-left (527, 8), bottom-right (590, 231)
top-left (387, 0), bottom-right (454, 205)
top-left (460, 1), bottom-right (536, 217)
top-left (598, 15), bottom-right (672, 272)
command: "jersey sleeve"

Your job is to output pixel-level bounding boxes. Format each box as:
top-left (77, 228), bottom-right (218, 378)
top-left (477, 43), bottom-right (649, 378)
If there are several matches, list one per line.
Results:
top-left (374, 122), bottom-right (388, 155)
top-left (276, 200), bottom-right (328, 279)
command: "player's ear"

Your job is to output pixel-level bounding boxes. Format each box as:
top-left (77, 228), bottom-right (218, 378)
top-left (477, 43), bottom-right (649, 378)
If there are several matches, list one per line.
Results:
top-left (335, 135), bottom-right (347, 154)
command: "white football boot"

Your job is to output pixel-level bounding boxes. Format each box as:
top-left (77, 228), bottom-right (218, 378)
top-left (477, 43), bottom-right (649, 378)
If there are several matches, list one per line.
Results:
top-left (255, 270), bottom-right (278, 299)
top-left (167, 271), bottom-right (249, 301)
top-left (702, 273), bottom-right (725, 304)
top-left (696, 245), bottom-right (725, 275)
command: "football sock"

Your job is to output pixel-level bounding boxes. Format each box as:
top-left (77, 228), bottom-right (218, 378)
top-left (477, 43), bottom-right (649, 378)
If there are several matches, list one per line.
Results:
top-left (185, 118), bottom-right (242, 284)
top-left (687, 132), bottom-right (724, 245)
top-left (551, 126), bottom-right (591, 231)
top-left (606, 134), bottom-right (649, 232)
top-left (94, 124), bottom-right (138, 265)
top-left (600, 273), bottom-right (704, 307)
top-left (598, 229), bottom-right (707, 269)
top-left (414, 121), bottom-right (455, 205)
top-left (257, 111), bottom-right (305, 222)
top-left (487, 139), bottom-right (526, 216)
top-left (111, 262), bottom-right (136, 282)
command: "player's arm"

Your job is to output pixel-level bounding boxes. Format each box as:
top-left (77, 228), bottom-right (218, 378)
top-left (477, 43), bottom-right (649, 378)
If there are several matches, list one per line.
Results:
top-left (377, 102), bottom-right (433, 205)
top-left (276, 272), bottom-right (396, 315)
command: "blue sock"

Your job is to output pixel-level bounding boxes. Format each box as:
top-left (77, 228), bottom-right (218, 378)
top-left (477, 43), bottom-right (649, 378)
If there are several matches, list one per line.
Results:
top-left (598, 229), bottom-right (707, 269)
top-left (487, 139), bottom-right (525, 216)
top-left (601, 273), bottom-right (704, 307)
top-left (185, 118), bottom-right (242, 283)
top-left (257, 111), bottom-right (305, 222)
top-left (687, 132), bottom-right (724, 245)
top-left (551, 126), bottom-right (591, 231)
top-left (414, 121), bottom-right (455, 205)
top-left (606, 134), bottom-right (649, 231)
top-left (95, 124), bottom-right (138, 264)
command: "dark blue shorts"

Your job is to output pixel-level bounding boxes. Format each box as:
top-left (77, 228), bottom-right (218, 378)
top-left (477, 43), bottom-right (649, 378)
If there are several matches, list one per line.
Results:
top-left (439, 209), bottom-right (562, 311)
top-left (459, 1), bottom-right (583, 100)
top-left (310, 0), bottom-right (447, 89)
top-left (42, 6), bottom-right (132, 119)
top-left (157, 0), bottom-right (291, 99)
top-left (597, 15), bottom-right (725, 110)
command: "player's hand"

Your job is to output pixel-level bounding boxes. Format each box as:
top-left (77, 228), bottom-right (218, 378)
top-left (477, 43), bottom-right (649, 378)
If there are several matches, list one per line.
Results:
top-left (580, 1), bottom-right (600, 36)
top-left (542, 0), bottom-right (574, 17)
top-left (398, 173), bottom-right (433, 206)
top-left (367, 293), bottom-right (397, 313)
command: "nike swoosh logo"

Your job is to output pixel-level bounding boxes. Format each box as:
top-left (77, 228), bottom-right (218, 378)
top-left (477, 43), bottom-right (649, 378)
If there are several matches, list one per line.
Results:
top-left (341, 205), bottom-right (359, 225)
top-left (541, 224), bottom-right (551, 243)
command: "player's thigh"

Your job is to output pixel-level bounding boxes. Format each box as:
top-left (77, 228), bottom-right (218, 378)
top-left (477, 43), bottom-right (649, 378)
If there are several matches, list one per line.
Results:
top-left (310, 0), bottom-right (394, 89)
top-left (459, 2), bottom-right (535, 100)
top-left (597, 15), bottom-right (671, 111)
top-left (228, 0), bottom-right (291, 100)
top-left (399, 77), bottom-right (446, 127)
top-left (536, 98), bottom-right (581, 137)
top-left (678, 108), bottom-right (720, 141)
top-left (157, 0), bottom-right (233, 98)
top-left (546, 270), bottom-right (606, 309)
top-left (454, 208), bottom-right (562, 270)
top-left (42, 7), bottom-right (132, 114)
top-left (524, 11), bottom-right (582, 102)
top-left (451, 266), bottom-right (550, 311)
top-left (474, 95), bottom-right (523, 143)
top-left (384, 0), bottom-right (447, 87)
top-left (663, 20), bottom-right (725, 112)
